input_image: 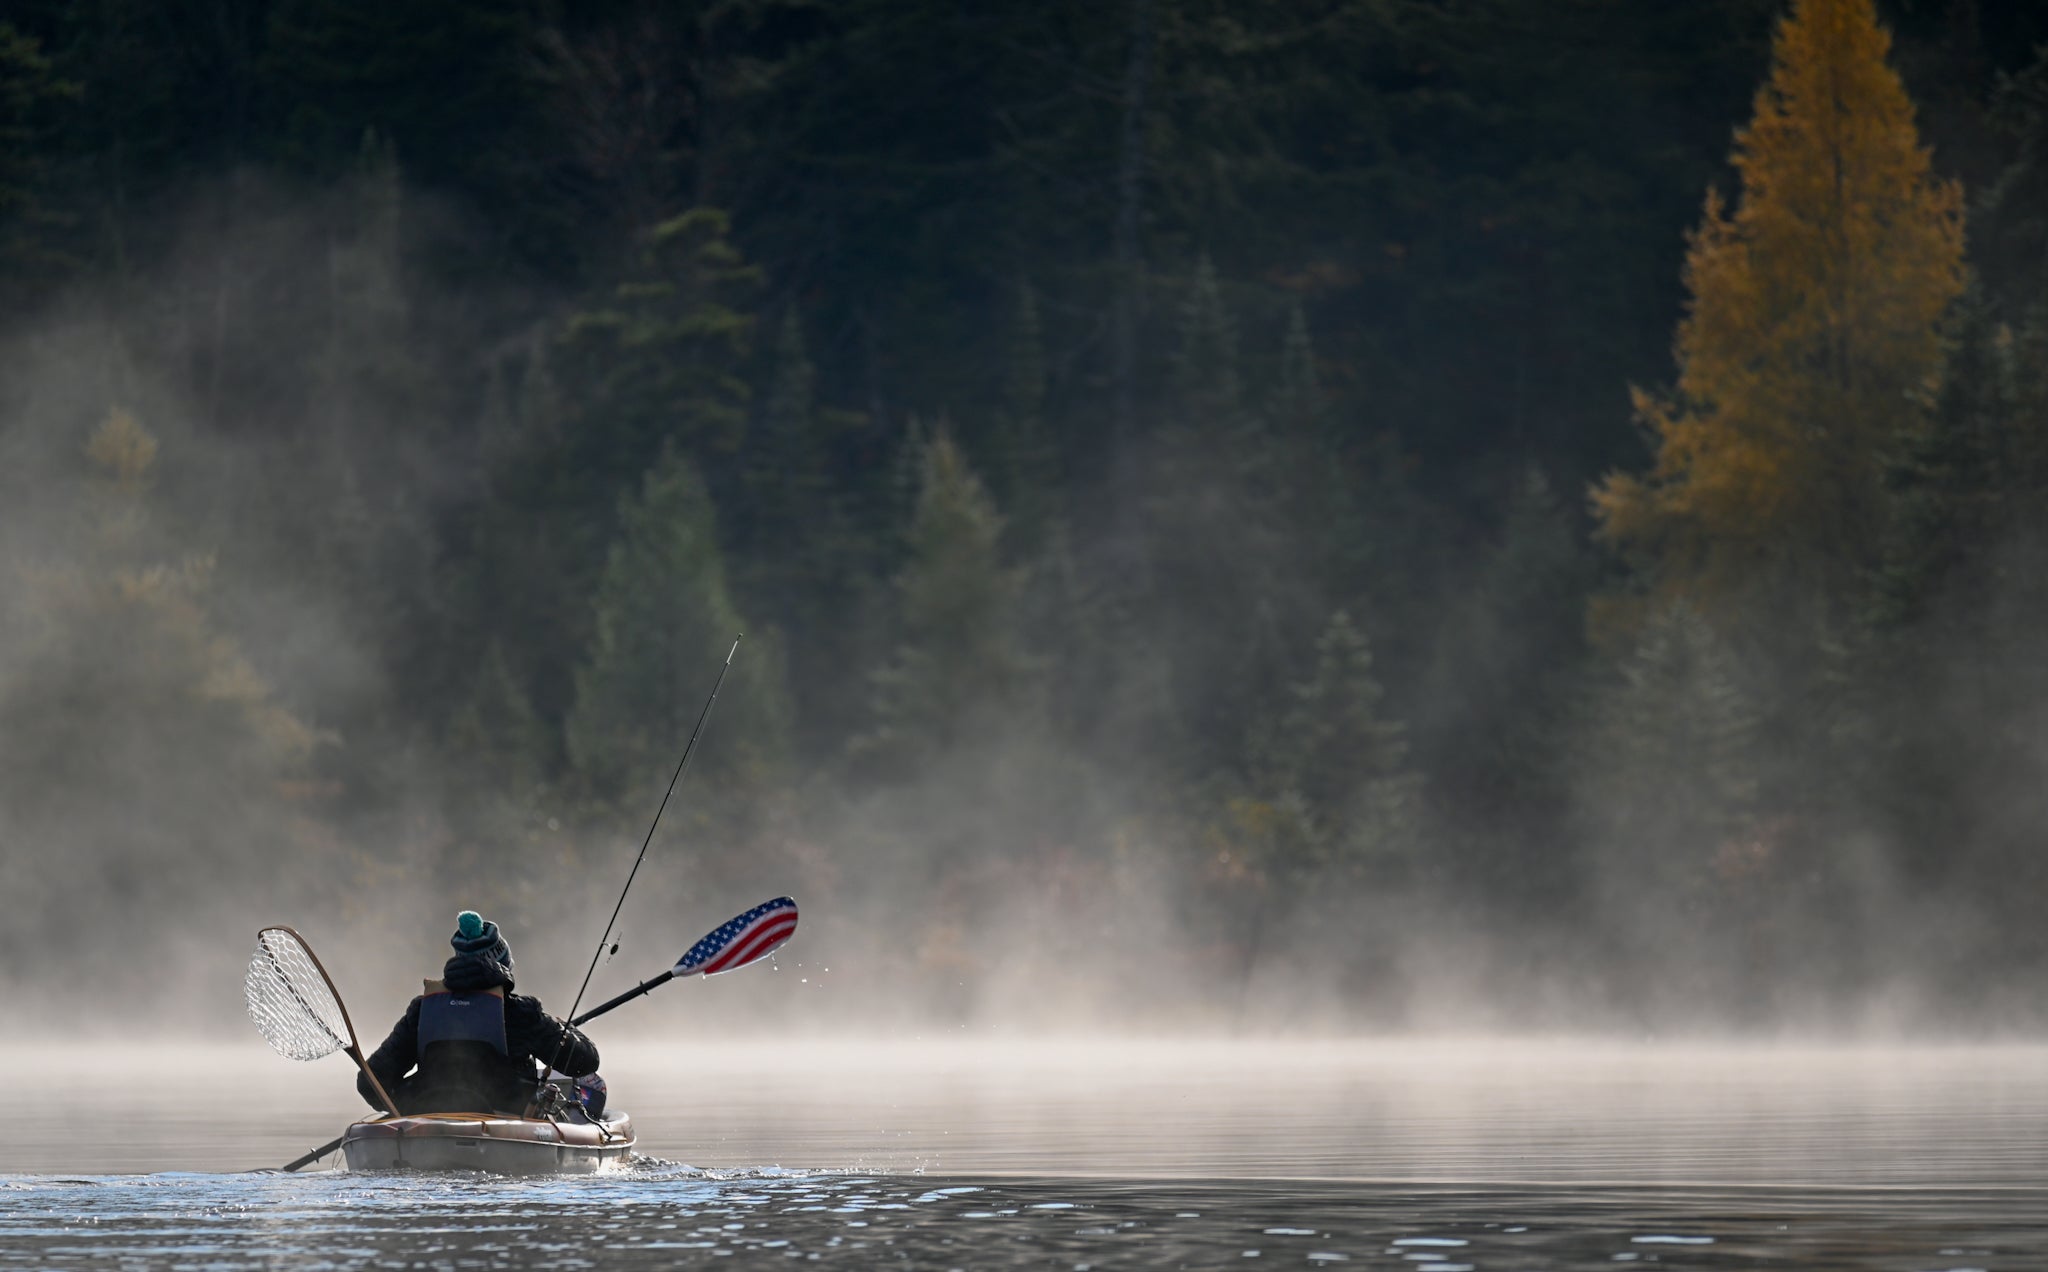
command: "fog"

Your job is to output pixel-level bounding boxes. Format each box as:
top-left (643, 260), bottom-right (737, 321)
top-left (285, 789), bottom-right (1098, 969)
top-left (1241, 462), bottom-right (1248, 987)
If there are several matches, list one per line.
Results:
top-left (6, 0), bottom-right (2048, 1050)
top-left (0, 173), bottom-right (2021, 1046)
top-left (17, 1038), bottom-right (2048, 1182)
top-left (0, 176), bottom-right (1349, 1039)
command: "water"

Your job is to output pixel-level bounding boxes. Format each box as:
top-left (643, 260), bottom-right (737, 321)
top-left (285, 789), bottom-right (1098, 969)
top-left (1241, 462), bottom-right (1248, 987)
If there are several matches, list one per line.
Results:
top-left (6, 1040), bottom-right (2048, 1268)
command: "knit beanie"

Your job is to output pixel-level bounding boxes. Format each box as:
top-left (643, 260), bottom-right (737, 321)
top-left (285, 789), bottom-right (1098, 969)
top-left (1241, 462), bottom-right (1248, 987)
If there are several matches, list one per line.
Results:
top-left (450, 910), bottom-right (513, 970)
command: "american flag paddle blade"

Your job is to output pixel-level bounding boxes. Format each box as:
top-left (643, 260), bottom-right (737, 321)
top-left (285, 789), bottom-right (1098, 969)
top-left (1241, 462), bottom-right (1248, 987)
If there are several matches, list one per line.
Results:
top-left (672, 896), bottom-right (799, 978)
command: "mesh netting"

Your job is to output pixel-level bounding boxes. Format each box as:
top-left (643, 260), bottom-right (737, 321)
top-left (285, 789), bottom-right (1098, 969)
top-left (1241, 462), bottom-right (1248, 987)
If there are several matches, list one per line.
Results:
top-left (245, 927), bottom-right (349, 1062)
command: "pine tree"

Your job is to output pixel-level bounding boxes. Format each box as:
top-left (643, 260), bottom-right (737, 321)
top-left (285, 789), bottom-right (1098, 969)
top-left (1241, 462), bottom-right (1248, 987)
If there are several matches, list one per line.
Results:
top-left (1978, 44), bottom-right (2048, 317)
top-left (736, 305), bottom-right (874, 755)
top-left (1859, 293), bottom-right (2048, 896)
top-left (1138, 256), bottom-right (1310, 778)
top-left (1579, 601), bottom-right (1761, 910)
top-left (857, 430), bottom-right (1030, 773)
top-left (566, 444), bottom-right (786, 806)
top-left (1871, 294), bottom-right (2015, 634)
top-left (555, 207), bottom-right (759, 490)
top-left (1422, 466), bottom-right (1594, 905)
top-left (1259, 608), bottom-right (1420, 883)
top-left (471, 208), bottom-right (758, 746)
top-left (1593, 0), bottom-right (1965, 626)
top-left (737, 308), bottom-right (828, 612)
top-left (306, 129), bottom-right (418, 446)
top-left (445, 638), bottom-right (550, 801)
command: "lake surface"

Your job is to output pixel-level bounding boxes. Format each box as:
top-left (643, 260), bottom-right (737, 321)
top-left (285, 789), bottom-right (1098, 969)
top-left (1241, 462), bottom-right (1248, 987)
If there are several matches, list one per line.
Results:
top-left (6, 1039), bottom-right (2048, 1268)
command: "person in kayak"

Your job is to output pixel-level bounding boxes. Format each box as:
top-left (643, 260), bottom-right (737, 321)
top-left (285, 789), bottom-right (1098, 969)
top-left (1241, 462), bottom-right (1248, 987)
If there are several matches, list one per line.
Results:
top-left (357, 910), bottom-right (600, 1116)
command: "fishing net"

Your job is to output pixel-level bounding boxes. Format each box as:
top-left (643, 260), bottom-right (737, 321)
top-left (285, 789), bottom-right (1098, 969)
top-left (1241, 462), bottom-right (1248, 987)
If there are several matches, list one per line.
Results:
top-left (245, 927), bottom-right (350, 1062)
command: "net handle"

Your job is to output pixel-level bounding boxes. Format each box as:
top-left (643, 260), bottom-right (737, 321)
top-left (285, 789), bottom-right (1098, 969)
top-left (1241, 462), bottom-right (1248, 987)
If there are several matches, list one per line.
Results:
top-left (259, 925), bottom-right (402, 1118)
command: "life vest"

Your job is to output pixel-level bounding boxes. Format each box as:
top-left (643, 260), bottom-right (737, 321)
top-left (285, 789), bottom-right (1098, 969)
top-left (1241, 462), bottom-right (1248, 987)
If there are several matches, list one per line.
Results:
top-left (417, 979), bottom-right (508, 1060)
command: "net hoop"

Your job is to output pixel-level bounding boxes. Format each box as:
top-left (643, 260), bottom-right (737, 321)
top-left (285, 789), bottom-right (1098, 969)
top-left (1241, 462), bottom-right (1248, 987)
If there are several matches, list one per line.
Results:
top-left (245, 925), bottom-right (402, 1118)
top-left (245, 926), bottom-right (359, 1062)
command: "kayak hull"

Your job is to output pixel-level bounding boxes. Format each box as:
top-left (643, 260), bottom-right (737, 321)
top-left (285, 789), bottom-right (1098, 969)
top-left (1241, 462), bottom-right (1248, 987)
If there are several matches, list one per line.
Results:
top-left (340, 1111), bottom-right (635, 1173)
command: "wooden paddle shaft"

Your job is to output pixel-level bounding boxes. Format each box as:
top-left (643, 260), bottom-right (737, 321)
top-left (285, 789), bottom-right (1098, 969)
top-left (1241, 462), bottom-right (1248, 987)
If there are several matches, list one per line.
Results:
top-left (348, 1044), bottom-right (402, 1120)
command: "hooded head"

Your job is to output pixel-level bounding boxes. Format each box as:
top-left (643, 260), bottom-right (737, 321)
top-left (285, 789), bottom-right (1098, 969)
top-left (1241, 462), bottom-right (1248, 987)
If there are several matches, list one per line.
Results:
top-left (444, 910), bottom-right (515, 992)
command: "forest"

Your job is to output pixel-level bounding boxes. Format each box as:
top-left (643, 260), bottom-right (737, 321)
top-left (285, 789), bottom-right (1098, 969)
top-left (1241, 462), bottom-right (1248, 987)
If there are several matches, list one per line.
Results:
top-left (5, 0), bottom-right (2048, 1033)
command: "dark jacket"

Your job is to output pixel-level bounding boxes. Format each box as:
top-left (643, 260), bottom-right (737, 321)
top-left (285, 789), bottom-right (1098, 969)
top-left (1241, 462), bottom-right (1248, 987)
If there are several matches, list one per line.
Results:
top-left (357, 955), bottom-right (599, 1114)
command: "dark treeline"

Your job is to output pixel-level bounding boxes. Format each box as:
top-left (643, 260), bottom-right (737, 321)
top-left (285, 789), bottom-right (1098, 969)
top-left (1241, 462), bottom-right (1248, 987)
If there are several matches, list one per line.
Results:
top-left (4, 0), bottom-right (2048, 1032)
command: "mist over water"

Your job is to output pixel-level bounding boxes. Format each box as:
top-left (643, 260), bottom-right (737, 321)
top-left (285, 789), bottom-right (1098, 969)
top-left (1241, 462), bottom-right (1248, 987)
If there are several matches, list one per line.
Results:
top-left (16, 1039), bottom-right (2048, 1184)
top-left (0, 170), bottom-right (2007, 1048)
top-left (10, 1040), bottom-right (2048, 1269)
top-left (0, 160), bottom-right (2031, 1044)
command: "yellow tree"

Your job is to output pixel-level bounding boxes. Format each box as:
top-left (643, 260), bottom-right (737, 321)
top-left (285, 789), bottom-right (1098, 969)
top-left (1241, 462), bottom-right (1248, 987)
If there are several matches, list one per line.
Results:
top-left (0, 407), bottom-right (330, 999)
top-left (1593, 0), bottom-right (1964, 626)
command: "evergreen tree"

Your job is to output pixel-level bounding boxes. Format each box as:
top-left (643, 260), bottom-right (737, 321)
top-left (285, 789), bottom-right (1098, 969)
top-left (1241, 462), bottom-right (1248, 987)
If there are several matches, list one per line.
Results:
top-left (439, 636), bottom-right (555, 877)
top-left (1977, 42), bottom-right (2048, 316)
top-left (1872, 294), bottom-right (2016, 634)
top-left (464, 208), bottom-right (759, 744)
top-left (1859, 293), bottom-right (2048, 911)
top-left (1594, 0), bottom-right (1966, 630)
top-left (737, 308), bottom-right (828, 610)
top-left (736, 306), bottom-right (873, 755)
top-left (445, 638), bottom-right (551, 802)
top-left (1209, 606), bottom-right (1421, 1015)
top-left (1260, 304), bottom-right (1426, 641)
top-left (566, 444), bottom-right (787, 807)
top-left (1259, 608), bottom-right (1421, 884)
top-left (530, 8), bottom-right (710, 269)
top-left (856, 430), bottom-right (1030, 774)
top-left (437, 339), bottom-right (580, 740)
top-left (1136, 258), bottom-right (1317, 779)
top-left (1421, 466), bottom-right (1593, 907)
top-left (1171, 255), bottom-right (1242, 434)
top-left (1577, 601), bottom-right (1761, 945)
top-left (555, 207), bottom-right (759, 500)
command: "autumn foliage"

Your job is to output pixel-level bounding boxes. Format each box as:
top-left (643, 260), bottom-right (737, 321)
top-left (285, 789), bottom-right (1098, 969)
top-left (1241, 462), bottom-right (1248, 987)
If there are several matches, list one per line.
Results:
top-left (1594, 0), bottom-right (1966, 622)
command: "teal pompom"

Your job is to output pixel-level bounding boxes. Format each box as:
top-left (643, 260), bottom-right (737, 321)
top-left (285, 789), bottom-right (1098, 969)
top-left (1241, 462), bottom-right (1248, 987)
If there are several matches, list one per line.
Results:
top-left (457, 910), bottom-right (484, 940)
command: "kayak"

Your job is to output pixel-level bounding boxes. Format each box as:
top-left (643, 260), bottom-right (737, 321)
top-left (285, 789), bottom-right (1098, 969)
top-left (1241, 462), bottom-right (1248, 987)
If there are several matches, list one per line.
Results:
top-left (340, 1110), bottom-right (635, 1173)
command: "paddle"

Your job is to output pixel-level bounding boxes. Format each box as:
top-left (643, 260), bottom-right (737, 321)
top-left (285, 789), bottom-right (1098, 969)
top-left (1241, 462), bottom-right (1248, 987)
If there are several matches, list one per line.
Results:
top-left (275, 896), bottom-right (800, 1172)
top-left (571, 896), bottom-right (798, 1025)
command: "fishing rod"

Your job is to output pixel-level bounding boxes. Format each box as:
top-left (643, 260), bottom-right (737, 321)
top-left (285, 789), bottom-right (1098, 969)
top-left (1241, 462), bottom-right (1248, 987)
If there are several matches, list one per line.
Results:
top-left (565, 633), bottom-right (742, 1023)
top-left (531, 632), bottom-right (743, 1100)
